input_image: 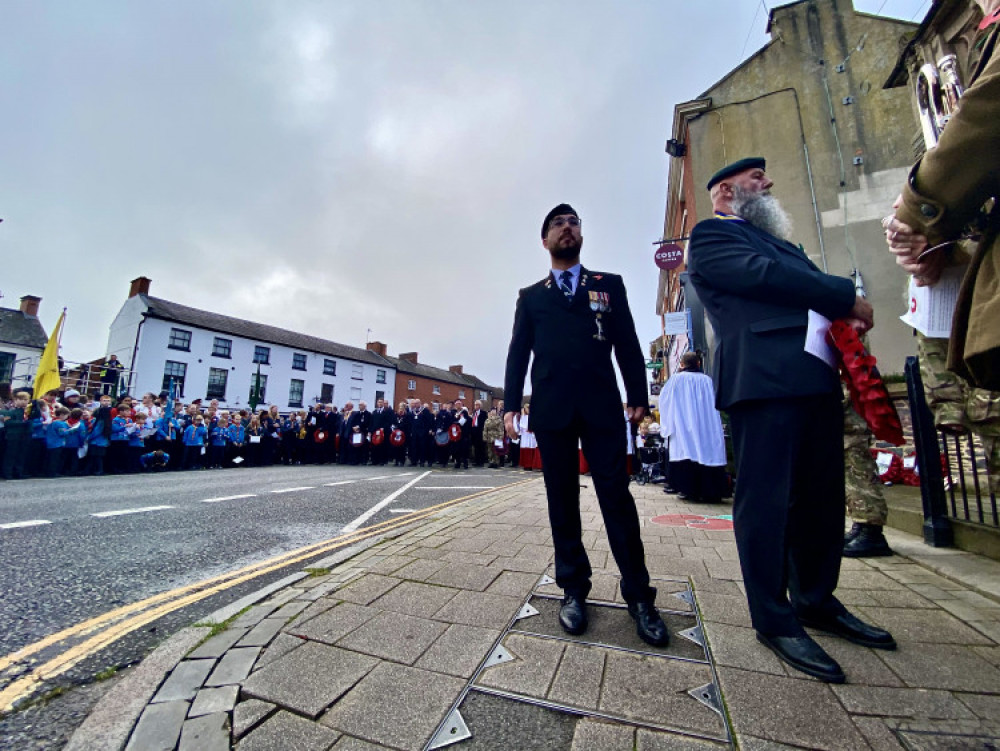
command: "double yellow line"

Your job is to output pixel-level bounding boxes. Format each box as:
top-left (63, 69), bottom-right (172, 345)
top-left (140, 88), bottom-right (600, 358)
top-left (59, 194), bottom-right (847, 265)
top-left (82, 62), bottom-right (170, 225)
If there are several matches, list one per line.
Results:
top-left (0, 480), bottom-right (532, 713)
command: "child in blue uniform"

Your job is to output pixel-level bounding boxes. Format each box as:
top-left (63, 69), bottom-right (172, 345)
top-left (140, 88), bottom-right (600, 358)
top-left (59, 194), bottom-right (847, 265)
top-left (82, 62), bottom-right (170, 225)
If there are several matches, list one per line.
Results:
top-left (109, 405), bottom-right (131, 474)
top-left (87, 401), bottom-right (114, 476)
top-left (208, 415), bottom-right (229, 469)
top-left (44, 407), bottom-right (77, 477)
top-left (182, 414), bottom-right (208, 470)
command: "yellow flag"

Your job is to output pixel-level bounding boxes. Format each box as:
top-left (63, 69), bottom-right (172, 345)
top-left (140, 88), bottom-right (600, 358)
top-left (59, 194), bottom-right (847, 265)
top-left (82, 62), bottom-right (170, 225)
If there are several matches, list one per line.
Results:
top-left (33, 309), bottom-right (66, 400)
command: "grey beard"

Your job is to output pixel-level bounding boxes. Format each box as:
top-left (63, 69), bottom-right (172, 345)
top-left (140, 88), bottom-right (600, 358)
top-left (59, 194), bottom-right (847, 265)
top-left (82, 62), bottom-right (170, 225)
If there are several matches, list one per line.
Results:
top-left (731, 186), bottom-right (794, 241)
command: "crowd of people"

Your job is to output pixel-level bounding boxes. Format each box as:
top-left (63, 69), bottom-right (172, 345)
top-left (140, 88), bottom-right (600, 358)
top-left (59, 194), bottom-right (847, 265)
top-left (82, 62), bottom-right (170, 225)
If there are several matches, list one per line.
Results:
top-left (0, 389), bottom-right (543, 481)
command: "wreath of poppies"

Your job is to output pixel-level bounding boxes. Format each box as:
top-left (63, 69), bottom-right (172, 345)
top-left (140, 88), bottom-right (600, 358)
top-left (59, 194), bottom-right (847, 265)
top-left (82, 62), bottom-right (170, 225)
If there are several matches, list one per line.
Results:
top-left (828, 319), bottom-right (905, 446)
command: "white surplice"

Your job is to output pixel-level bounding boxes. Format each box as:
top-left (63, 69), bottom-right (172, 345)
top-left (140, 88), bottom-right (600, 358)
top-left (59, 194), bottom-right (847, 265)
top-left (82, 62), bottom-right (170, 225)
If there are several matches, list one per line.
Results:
top-left (657, 371), bottom-right (726, 466)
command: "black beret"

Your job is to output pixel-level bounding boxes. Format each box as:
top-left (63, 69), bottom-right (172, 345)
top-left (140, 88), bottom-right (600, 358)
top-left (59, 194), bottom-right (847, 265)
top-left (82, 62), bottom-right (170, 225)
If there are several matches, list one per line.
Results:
top-left (706, 157), bottom-right (766, 190)
top-left (541, 203), bottom-right (578, 238)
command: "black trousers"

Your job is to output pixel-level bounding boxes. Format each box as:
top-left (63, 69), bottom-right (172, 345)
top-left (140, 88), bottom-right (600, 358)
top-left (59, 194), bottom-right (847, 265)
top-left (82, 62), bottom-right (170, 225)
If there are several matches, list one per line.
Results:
top-left (728, 393), bottom-right (847, 637)
top-left (534, 416), bottom-right (655, 606)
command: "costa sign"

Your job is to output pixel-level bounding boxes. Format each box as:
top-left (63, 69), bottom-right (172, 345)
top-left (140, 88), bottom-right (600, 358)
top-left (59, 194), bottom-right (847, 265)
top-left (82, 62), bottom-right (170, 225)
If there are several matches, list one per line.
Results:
top-left (654, 243), bottom-right (684, 270)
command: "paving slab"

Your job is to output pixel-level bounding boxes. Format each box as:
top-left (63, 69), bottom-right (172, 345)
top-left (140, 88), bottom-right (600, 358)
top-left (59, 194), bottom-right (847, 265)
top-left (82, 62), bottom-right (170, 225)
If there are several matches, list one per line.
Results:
top-left (288, 601), bottom-right (379, 644)
top-left (692, 591), bottom-right (753, 628)
top-left (426, 562), bottom-right (503, 591)
top-left (716, 666), bottom-right (867, 750)
top-left (414, 622), bottom-right (501, 678)
top-left (190, 685), bottom-right (240, 717)
top-left (702, 622), bottom-right (785, 676)
top-left (833, 684), bottom-right (977, 719)
top-left (866, 589), bottom-right (938, 609)
top-left (370, 579), bottom-right (458, 618)
top-left (477, 632), bottom-right (565, 696)
top-left (237, 618), bottom-right (286, 648)
top-left (151, 659), bottom-right (215, 703)
top-left (485, 570), bottom-right (541, 597)
top-left (599, 650), bottom-right (725, 738)
top-left (852, 607), bottom-right (995, 645)
top-left (955, 693), bottom-right (1000, 721)
top-left (125, 700), bottom-right (189, 751)
top-left (188, 627), bottom-right (252, 659)
top-left (807, 635), bottom-right (905, 687)
top-left (392, 557), bottom-right (448, 581)
top-left (206, 647), bottom-right (261, 686)
top-left (851, 716), bottom-right (910, 751)
top-left (337, 610), bottom-right (448, 664)
top-left (635, 728), bottom-right (730, 749)
top-left (333, 573), bottom-right (401, 605)
top-left (253, 633), bottom-right (305, 671)
top-left (570, 717), bottom-right (635, 750)
top-left (454, 689), bottom-right (578, 751)
top-left (178, 712), bottom-right (229, 751)
top-left (240, 641), bottom-right (377, 718)
top-left (432, 589), bottom-right (521, 628)
top-left (547, 642), bottom-right (606, 709)
top-left (230, 603), bottom-right (281, 629)
top-left (330, 737), bottom-right (386, 750)
top-left (877, 643), bottom-right (1000, 691)
top-left (319, 663), bottom-right (465, 750)
top-left (237, 709), bottom-right (340, 751)
top-left (232, 698), bottom-right (275, 740)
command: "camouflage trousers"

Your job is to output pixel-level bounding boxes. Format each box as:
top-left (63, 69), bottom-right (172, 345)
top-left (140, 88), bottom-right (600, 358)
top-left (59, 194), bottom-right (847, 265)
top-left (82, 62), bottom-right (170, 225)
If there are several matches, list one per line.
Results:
top-left (844, 397), bottom-right (888, 525)
top-left (919, 334), bottom-right (1000, 495)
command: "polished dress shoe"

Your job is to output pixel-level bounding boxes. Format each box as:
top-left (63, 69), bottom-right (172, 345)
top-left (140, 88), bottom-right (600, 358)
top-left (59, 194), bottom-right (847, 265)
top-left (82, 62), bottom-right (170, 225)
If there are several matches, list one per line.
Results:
top-left (628, 602), bottom-right (669, 646)
top-left (799, 611), bottom-right (897, 650)
top-left (559, 596), bottom-right (588, 635)
top-left (756, 633), bottom-right (845, 683)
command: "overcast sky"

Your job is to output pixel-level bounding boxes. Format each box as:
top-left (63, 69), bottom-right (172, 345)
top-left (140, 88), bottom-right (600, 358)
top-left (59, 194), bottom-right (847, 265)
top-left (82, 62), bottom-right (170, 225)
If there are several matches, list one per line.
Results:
top-left (1, 0), bottom-right (928, 388)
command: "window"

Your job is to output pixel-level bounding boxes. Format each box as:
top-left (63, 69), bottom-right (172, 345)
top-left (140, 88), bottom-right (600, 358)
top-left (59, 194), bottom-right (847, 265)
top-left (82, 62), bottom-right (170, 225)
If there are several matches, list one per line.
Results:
top-left (432, 384), bottom-right (441, 395)
top-left (206, 368), bottom-right (228, 400)
top-left (351, 363), bottom-right (364, 380)
top-left (350, 387), bottom-right (362, 401)
top-left (479, 390), bottom-right (487, 401)
top-left (249, 373), bottom-right (268, 402)
top-left (376, 369), bottom-right (386, 384)
top-left (458, 390), bottom-right (466, 400)
top-left (407, 379), bottom-right (416, 391)
top-left (432, 402), bottom-right (440, 413)
top-left (288, 379), bottom-right (304, 408)
top-left (162, 360), bottom-right (187, 396)
top-left (323, 359), bottom-right (337, 376)
top-left (375, 390), bottom-right (385, 404)
top-left (168, 328), bottom-right (192, 351)
top-left (292, 352), bottom-right (307, 371)
top-left (0, 352), bottom-right (14, 383)
top-left (320, 383), bottom-right (334, 403)
top-left (212, 337), bottom-right (232, 358)
top-left (253, 345), bottom-right (270, 364)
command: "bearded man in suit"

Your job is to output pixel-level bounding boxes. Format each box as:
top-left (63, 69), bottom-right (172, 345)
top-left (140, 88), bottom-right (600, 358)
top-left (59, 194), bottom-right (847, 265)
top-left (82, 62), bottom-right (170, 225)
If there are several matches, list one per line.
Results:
top-left (504, 203), bottom-right (668, 647)
top-left (689, 158), bottom-right (895, 683)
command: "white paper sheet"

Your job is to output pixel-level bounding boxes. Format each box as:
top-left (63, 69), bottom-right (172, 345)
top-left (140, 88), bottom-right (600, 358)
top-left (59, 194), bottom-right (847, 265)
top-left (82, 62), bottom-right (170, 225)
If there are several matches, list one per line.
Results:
top-left (900, 264), bottom-right (966, 338)
top-left (804, 310), bottom-right (837, 370)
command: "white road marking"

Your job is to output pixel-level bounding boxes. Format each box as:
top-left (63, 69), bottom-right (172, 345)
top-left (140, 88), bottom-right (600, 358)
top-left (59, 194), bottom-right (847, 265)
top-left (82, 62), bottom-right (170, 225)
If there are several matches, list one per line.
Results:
top-left (341, 471), bottom-right (432, 533)
top-left (390, 509), bottom-right (417, 514)
top-left (324, 481), bottom-right (356, 487)
top-left (271, 487), bottom-right (315, 494)
top-left (201, 494), bottom-right (257, 503)
top-left (414, 486), bottom-right (497, 490)
top-left (91, 506), bottom-right (174, 518)
top-left (0, 520), bottom-right (52, 529)
top-left (365, 475), bottom-right (393, 481)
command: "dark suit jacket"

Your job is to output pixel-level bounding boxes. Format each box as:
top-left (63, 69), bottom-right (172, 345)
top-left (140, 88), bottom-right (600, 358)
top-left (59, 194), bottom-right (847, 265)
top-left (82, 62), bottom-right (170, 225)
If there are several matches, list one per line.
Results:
top-left (348, 410), bottom-right (372, 434)
top-left (371, 407), bottom-right (394, 432)
top-left (470, 409), bottom-right (488, 438)
top-left (504, 267), bottom-right (646, 430)
top-left (688, 217), bottom-right (856, 410)
top-left (414, 408), bottom-right (435, 436)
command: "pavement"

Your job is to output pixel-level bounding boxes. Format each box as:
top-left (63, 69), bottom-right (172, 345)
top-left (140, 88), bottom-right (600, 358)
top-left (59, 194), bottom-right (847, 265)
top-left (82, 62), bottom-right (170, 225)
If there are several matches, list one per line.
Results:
top-left (64, 475), bottom-right (1000, 751)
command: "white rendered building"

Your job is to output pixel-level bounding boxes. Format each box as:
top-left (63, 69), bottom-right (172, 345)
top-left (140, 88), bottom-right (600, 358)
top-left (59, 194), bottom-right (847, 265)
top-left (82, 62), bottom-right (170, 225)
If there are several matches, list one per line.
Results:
top-left (106, 278), bottom-right (396, 411)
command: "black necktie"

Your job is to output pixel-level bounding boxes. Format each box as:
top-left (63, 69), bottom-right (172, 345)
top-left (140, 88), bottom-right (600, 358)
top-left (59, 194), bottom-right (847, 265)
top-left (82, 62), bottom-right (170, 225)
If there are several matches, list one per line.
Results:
top-left (559, 270), bottom-right (573, 300)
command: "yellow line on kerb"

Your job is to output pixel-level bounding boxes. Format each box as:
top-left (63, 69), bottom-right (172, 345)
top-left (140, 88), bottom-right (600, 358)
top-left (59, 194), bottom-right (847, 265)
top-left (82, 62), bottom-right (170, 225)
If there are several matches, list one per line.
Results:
top-left (0, 479), bottom-right (534, 713)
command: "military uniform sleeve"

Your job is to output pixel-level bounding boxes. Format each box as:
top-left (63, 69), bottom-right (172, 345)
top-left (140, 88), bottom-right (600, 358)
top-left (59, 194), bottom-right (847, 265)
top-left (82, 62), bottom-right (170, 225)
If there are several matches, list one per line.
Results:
top-left (689, 220), bottom-right (856, 321)
top-left (503, 288), bottom-right (533, 411)
top-left (895, 34), bottom-right (1000, 244)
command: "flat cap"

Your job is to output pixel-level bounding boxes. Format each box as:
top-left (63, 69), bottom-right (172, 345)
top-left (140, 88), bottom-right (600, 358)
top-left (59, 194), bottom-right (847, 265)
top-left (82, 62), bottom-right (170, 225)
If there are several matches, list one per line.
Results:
top-left (706, 157), bottom-right (766, 190)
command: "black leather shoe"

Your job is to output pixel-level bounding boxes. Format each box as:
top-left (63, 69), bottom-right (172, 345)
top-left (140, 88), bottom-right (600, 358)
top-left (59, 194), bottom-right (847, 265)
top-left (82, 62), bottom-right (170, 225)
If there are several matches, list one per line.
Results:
top-left (628, 602), bottom-right (669, 646)
top-left (799, 611), bottom-right (897, 650)
top-left (756, 633), bottom-right (845, 682)
top-left (843, 524), bottom-right (893, 558)
top-left (559, 596), bottom-right (587, 635)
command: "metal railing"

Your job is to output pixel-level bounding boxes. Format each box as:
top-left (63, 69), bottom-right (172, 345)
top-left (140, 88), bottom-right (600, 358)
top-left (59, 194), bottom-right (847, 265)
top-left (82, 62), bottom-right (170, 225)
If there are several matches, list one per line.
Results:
top-left (904, 356), bottom-right (999, 545)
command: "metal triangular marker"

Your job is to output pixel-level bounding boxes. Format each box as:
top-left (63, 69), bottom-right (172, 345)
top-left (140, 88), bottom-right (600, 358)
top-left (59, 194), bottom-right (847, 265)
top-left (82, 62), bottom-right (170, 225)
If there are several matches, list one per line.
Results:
top-left (483, 644), bottom-right (516, 669)
top-left (672, 590), bottom-right (694, 606)
top-left (516, 602), bottom-right (540, 620)
top-left (688, 682), bottom-right (723, 717)
top-left (679, 625), bottom-right (704, 648)
top-left (538, 574), bottom-right (556, 586)
top-left (428, 709), bottom-right (472, 749)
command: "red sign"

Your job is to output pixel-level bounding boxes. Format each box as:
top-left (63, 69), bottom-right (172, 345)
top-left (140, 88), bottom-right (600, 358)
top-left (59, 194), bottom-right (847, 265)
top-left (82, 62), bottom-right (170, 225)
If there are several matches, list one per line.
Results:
top-left (654, 243), bottom-right (684, 270)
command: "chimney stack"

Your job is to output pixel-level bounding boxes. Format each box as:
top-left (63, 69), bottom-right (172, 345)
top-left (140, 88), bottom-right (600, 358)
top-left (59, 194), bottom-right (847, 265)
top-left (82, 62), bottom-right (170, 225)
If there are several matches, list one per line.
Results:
top-left (448, 365), bottom-right (464, 375)
top-left (399, 352), bottom-right (418, 364)
top-left (366, 341), bottom-right (388, 357)
top-left (19, 296), bottom-right (41, 317)
top-left (129, 276), bottom-right (152, 298)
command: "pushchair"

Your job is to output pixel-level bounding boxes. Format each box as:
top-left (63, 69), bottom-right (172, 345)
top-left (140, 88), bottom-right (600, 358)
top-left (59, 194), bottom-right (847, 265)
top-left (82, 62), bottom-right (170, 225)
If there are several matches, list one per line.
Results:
top-left (633, 429), bottom-right (666, 485)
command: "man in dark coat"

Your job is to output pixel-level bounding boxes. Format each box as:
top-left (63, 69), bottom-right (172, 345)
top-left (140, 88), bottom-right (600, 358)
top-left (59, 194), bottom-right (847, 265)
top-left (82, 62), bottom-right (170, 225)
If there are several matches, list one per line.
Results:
top-left (413, 401), bottom-right (435, 467)
top-left (470, 400), bottom-right (489, 467)
top-left (347, 401), bottom-right (372, 465)
top-left (503, 203), bottom-right (668, 647)
top-left (369, 399), bottom-right (394, 466)
top-left (689, 158), bottom-right (895, 683)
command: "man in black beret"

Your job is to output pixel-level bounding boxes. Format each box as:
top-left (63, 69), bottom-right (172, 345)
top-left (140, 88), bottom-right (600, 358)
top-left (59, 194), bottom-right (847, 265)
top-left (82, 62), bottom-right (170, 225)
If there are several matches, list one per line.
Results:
top-left (504, 203), bottom-right (668, 647)
top-left (688, 158), bottom-right (895, 683)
